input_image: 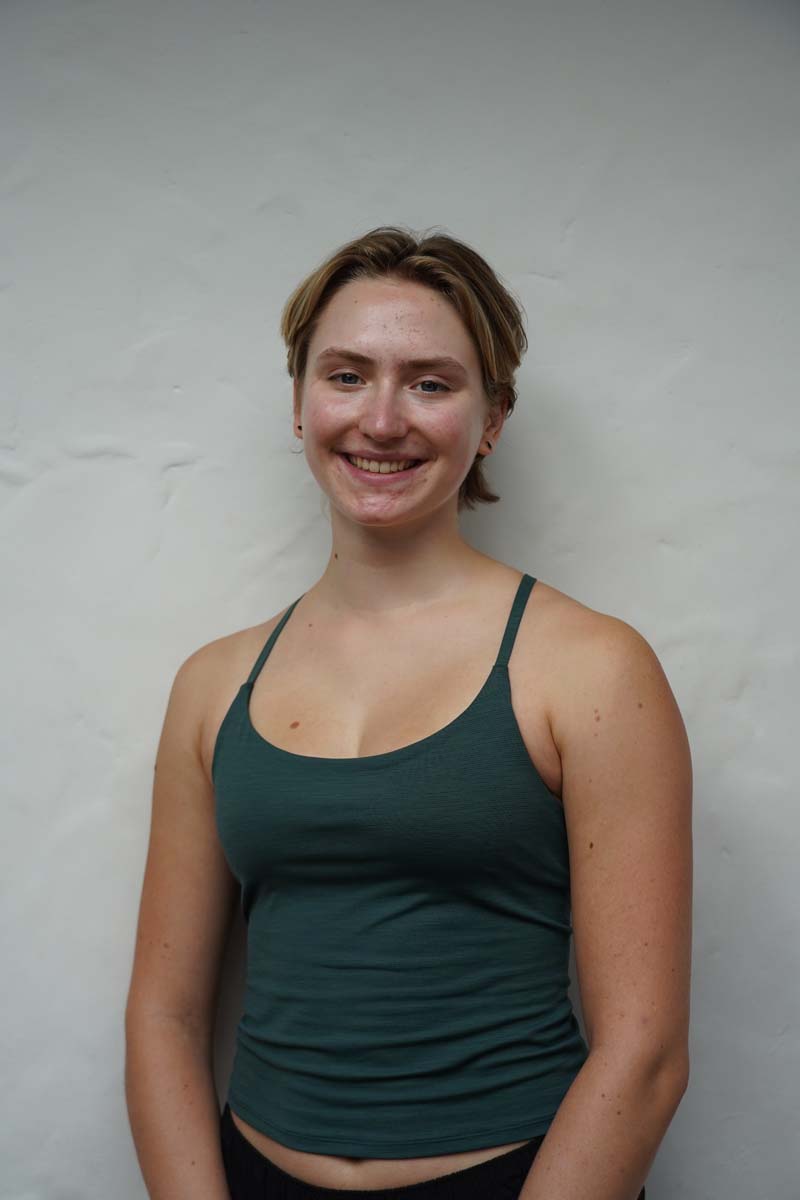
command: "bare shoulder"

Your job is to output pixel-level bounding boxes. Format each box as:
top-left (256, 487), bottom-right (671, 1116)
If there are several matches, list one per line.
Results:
top-left (181, 603), bottom-right (296, 783)
top-left (531, 579), bottom-right (688, 761)
top-left (515, 576), bottom-right (690, 794)
top-left (513, 579), bottom-right (611, 738)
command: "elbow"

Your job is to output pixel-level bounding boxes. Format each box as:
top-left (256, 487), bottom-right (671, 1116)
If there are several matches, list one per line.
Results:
top-left (642, 1043), bottom-right (691, 1100)
top-left (590, 1037), bottom-right (690, 1098)
top-left (671, 1051), bottom-right (691, 1094)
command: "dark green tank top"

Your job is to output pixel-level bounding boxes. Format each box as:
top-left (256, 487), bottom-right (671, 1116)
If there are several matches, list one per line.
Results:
top-left (213, 572), bottom-right (589, 1156)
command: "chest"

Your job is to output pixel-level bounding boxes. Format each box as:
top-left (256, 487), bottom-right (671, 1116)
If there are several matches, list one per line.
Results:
top-left (215, 666), bottom-right (567, 911)
top-left (250, 640), bottom-right (496, 756)
top-left (243, 624), bottom-right (560, 787)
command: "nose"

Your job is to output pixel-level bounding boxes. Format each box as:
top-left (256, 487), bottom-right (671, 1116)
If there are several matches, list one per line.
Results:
top-left (356, 377), bottom-right (412, 442)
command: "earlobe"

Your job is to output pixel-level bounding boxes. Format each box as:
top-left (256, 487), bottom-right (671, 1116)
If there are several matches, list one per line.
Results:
top-left (292, 377), bottom-right (303, 428)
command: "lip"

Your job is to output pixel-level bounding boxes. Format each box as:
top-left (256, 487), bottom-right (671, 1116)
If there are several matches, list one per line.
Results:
top-left (336, 451), bottom-right (426, 483)
top-left (337, 450), bottom-right (426, 462)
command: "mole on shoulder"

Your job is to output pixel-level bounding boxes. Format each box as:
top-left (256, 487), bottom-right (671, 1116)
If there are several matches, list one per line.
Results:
top-left (289, 720), bottom-right (300, 729)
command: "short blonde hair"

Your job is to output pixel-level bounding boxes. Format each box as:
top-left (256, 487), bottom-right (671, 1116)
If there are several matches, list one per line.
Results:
top-left (280, 225), bottom-right (528, 510)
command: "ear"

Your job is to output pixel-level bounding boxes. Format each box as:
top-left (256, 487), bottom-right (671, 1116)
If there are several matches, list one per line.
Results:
top-left (483, 395), bottom-right (509, 449)
top-left (292, 377), bottom-right (302, 429)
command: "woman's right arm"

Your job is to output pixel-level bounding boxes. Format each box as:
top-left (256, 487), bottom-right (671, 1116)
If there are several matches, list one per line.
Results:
top-left (124, 647), bottom-right (240, 1200)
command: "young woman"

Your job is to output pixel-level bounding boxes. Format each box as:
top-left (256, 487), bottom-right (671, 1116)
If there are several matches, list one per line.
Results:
top-left (125, 226), bottom-right (692, 1200)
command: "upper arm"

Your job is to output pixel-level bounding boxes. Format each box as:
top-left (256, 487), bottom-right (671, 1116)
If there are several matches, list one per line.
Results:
top-left (551, 614), bottom-right (693, 1079)
top-left (124, 645), bottom-right (240, 1041)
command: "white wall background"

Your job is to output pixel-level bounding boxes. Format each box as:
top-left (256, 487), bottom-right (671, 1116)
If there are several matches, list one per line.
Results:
top-left (2, 1), bottom-right (798, 1196)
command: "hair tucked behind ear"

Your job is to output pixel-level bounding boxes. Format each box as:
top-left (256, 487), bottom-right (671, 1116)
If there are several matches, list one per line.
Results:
top-left (280, 225), bottom-right (529, 511)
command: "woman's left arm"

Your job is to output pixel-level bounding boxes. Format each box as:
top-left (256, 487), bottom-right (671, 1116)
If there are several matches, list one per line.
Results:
top-left (520, 615), bottom-right (693, 1200)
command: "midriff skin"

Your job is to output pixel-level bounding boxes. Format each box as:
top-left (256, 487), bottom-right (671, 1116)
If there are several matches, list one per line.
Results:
top-left (208, 564), bottom-right (577, 1189)
top-left (230, 1109), bottom-right (536, 1189)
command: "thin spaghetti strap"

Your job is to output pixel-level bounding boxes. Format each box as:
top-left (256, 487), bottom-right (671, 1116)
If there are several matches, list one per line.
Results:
top-left (245, 593), bottom-right (305, 686)
top-left (495, 574), bottom-right (536, 668)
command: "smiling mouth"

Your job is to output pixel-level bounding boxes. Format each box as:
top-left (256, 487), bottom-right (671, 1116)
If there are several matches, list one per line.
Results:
top-left (338, 452), bottom-right (425, 476)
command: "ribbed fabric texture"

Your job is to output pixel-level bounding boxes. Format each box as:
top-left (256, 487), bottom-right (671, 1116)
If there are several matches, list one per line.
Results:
top-left (213, 573), bottom-right (590, 1157)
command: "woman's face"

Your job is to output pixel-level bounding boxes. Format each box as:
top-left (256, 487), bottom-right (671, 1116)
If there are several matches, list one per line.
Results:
top-left (293, 276), bottom-right (500, 527)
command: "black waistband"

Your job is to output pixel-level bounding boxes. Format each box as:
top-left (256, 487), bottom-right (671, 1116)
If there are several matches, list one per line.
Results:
top-left (219, 1101), bottom-right (545, 1199)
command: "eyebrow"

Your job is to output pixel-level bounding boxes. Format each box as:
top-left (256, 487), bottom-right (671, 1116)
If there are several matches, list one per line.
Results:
top-left (315, 346), bottom-right (468, 378)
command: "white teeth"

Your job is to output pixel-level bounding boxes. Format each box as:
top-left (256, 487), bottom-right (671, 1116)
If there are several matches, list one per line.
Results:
top-left (346, 454), bottom-right (418, 474)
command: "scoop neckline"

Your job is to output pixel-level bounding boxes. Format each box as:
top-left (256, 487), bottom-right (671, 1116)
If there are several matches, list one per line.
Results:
top-left (240, 663), bottom-right (505, 768)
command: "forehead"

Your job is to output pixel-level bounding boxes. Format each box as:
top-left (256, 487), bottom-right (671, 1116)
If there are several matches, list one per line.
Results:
top-left (309, 277), bottom-right (479, 370)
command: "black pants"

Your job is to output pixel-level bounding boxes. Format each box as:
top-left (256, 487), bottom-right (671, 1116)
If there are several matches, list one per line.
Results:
top-left (219, 1103), bottom-right (646, 1199)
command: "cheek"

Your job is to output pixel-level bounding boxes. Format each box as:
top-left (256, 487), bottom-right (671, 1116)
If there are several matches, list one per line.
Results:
top-left (302, 405), bottom-right (342, 451)
top-left (436, 411), bottom-right (479, 457)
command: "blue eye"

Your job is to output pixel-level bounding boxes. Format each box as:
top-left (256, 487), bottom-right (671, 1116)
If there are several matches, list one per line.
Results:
top-left (329, 371), bottom-right (449, 393)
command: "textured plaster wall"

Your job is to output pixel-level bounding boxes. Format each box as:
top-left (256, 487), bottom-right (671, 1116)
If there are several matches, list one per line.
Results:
top-left (2, 1), bottom-right (798, 1197)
